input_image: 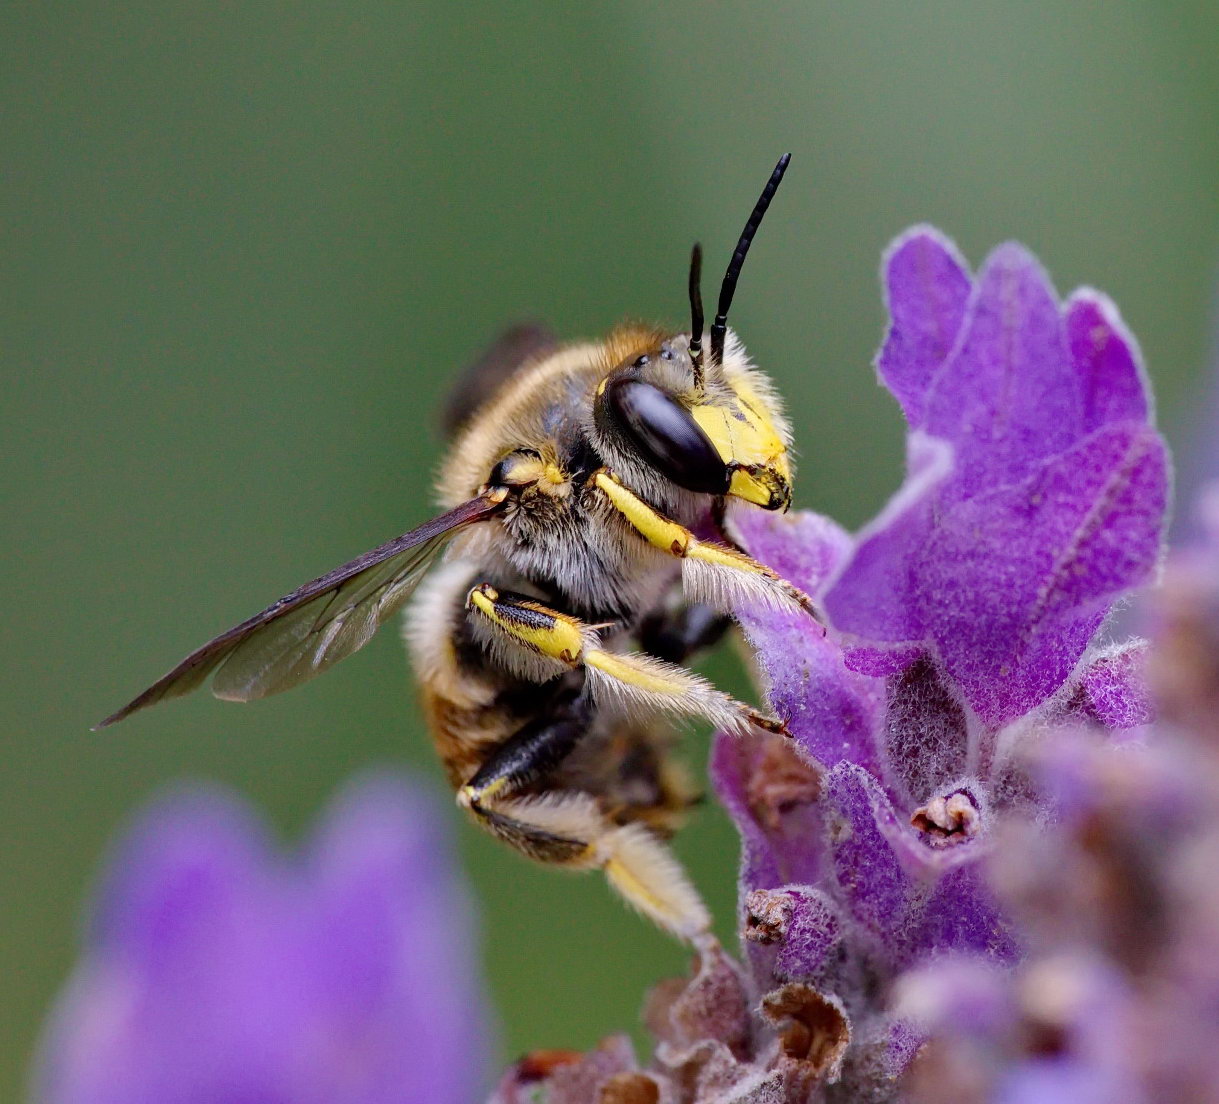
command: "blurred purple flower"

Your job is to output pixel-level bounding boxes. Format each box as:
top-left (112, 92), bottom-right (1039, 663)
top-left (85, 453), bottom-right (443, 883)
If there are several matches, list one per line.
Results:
top-left (35, 774), bottom-right (492, 1104)
top-left (498, 227), bottom-right (1171, 1102)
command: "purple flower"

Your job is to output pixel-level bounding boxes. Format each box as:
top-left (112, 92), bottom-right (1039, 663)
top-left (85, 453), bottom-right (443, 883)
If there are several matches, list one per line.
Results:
top-left (714, 228), bottom-right (1166, 1095)
top-left (35, 774), bottom-right (493, 1104)
top-left (829, 227), bottom-right (1166, 725)
top-left (896, 511), bottom-right (1219, 1100)
top-left (500, 226), bottom-right (1170, 1102)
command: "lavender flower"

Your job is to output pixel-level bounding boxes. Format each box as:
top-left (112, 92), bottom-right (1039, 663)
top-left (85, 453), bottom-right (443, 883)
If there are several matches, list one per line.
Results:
top-left (827, 227), bottom-right (1165, 725)
top-left (497, 227), bottom-right (1169, 1102)
top-left (897, 493), bottom-right (1219, 1102)
top-left (34, 774), bottom-right (492, 1104)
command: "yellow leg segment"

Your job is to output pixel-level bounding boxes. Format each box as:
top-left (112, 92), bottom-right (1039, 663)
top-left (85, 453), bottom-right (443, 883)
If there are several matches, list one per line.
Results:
top-left (467, 583), bottom-right (584, 663)
top-left (461, 786), bottom-right (711, 942)
top-left (465, 583), bottom-right (783, 735)
top-left (599, 823), bottom-right (712, 942)
top-left (592, 470), bottom-right (821, 621)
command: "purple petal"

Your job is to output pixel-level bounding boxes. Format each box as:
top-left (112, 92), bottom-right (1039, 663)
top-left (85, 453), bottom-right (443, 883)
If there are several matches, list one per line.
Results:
top-left (712, 734), bottom-right (784, 891)
top-left (826, 763), bottom-right (915, 951)
top-left (1074, 642), bottom-right (1154, 729)
top-left (1066, 290), bottom-right (1150, 433)
top-left (997, 1059), bottom-right (1136, 1104)
top-left (732, 508), bottom-right (885, 775)
top-left (825, 433), bottom-right (953, 648)
top-left (732, 508), bottom-right (885, 773)
top-left (89, 786), bottom-right (272, 972)
top-left (731, 506), bottom-right (852, 597)
top-left (910, 865), bottom-right (1020, 963)
top-left (924, 422), bottom-right (1168, 724)
top-left (306, 775), bottom-right (492, 1104)
top-left (970, 613), bottom-right (1105, 730)
top-left (826, 765), bottom-right (1012, 970)
top-left (36, 775), bottom-right (492, 1104)
top-left (744, 886), bottom-right (842, 984)
top-left (842, 644), bottom-right (924, 677)
top-left (893, 956), bottom-right (1014, 1037)
top-left (924, 243), bottom-right (1081, 501)
top-left (881, 655), bottom-right (971, 807)
top-left (711, 733), bottom-right (826, 892)
top-left (739, 603), bottom-right (886, 774)
top-left (774, 888), bottom-right (842, 982)
top-left (877, 226), bottom-right (973, 427)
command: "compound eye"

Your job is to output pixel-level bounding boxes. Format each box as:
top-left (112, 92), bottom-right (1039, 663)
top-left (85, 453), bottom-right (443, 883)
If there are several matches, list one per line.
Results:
top-left (600, 379), bottom-right (730, 495)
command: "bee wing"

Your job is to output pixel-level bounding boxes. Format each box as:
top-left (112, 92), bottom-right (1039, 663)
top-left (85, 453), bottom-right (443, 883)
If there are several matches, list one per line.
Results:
top-left (96, 492), bottom-right (506, 728)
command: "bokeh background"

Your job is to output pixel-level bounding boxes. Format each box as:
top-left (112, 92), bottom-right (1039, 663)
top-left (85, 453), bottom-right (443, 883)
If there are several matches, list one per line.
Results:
top-left (5, 1), bottom-right (1219, 1097)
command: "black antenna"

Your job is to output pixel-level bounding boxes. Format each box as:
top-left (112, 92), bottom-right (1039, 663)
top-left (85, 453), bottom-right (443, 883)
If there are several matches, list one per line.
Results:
top-left (687, 242), bottom-right (705, 387)
top-left (710, 153), bottom-right (791, 366)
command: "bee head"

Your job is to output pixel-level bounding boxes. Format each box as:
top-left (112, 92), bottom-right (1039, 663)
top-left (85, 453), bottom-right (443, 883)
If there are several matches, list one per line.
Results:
top-left (593, 341), bottom-right (792, 511)
top-left (591, 155), bottom-right (794, 512)
top-left (593, 343), bottom-right (731, 497)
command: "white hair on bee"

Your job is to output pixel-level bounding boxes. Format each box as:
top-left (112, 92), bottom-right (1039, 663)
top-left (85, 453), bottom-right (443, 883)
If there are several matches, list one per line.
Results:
top-left (680, 555), bottom-right (803, 617)
top-left (580, 645), bottom-right (762, 738)
top-left (598, 822), bottom-right (711, 941)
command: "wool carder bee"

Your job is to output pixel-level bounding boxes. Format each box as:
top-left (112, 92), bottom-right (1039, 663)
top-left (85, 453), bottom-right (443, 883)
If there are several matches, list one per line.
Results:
top-left (99, 155), bottom-right (818, 943)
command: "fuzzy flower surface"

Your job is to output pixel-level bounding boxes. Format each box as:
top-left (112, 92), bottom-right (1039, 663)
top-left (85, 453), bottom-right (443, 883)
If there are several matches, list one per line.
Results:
top-left (35, 774), bottom-right (492, 1104)
top-left (897, 489), bottom-right (1219, 1103)
top-left (498, 227), bottom-right (1170, 1103)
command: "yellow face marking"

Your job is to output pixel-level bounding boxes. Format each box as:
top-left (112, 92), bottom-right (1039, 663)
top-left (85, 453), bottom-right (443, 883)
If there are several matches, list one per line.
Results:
top-left (467, 584), bottom-right (584, 664)
top-left (690, 377), bottom-right (791, 508)
top-left (593, 472), bottom-right (690, 555)
top-left (732, 378), bottom-right (790, 472)
top-left (728, 466), bottom-right (788, 509)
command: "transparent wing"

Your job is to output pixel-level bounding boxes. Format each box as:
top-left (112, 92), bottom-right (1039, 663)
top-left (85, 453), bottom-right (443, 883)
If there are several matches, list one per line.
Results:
top-left (97, 493), bottom-right (505, 727)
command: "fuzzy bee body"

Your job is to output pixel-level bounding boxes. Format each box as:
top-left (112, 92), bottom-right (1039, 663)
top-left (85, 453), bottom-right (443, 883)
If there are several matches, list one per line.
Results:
top-left (402, 317), bottom-right (809, 941)
top-left (441, 329), bottom-right (682, 622)
top-left (98, 156), bottom-right (813, 945)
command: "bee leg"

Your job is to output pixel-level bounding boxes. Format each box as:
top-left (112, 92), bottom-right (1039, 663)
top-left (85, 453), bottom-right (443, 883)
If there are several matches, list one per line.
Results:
top-left (461, 762), bottom-right (712, 943)
top-left (458, 706), bottom-right (587, 816)
top-left (591, 469), bottom-right (823, 626)
top-left (466, 583), bottom-right (783, 736)
top-left (638, 602), bottom-right (733, 665)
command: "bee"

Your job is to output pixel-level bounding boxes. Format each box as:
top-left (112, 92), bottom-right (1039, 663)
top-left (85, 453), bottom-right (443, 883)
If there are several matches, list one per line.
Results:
top-left (98, 155), bottom-right (818, 944)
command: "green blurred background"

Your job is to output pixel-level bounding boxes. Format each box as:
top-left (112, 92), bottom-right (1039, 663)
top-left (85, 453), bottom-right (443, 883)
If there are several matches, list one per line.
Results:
top-left (4, 1), bottom-right (1218, 1096)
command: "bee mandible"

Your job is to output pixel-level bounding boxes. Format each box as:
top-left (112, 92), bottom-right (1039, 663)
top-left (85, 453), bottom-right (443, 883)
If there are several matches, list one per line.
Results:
top-left (99, 155), bottom-right (819, 944)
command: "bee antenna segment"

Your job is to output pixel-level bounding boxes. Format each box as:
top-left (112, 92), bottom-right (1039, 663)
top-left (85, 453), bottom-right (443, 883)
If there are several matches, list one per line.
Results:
top-left (710, 152), bottom-right (791, 366)
top-left (687, 242), bottom-right (705, 387)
